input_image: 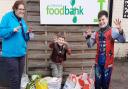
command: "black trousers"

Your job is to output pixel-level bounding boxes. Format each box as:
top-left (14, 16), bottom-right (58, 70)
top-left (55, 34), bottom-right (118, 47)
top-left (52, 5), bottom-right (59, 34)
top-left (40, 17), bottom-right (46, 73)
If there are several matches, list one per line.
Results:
top-left (3, 56), bottom-right (25, 89)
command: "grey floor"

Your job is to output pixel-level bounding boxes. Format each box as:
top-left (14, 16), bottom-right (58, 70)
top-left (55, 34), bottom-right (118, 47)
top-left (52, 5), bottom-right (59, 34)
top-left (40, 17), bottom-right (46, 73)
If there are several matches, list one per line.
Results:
top-left (110, 60), bottom-right (128, 89)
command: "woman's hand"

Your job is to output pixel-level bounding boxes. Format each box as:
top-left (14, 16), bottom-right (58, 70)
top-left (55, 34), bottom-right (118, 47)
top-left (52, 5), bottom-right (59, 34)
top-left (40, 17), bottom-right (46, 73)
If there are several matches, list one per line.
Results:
top-left (13, 26), bottom-right (21, 32)
top-left (27, 26), bottom-right (33, 33)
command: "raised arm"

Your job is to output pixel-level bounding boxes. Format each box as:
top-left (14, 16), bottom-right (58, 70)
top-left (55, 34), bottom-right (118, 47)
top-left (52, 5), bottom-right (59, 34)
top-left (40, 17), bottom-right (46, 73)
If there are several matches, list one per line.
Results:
top-left (112, 19), bottom-right (126, 42)
top-left (83, 26), bottom-right (96, 48)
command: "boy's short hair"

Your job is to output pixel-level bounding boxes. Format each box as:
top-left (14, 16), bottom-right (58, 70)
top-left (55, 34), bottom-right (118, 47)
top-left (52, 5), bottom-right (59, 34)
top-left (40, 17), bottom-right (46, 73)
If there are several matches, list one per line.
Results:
top-left (56, 32), bottom-right (65, 39)
top-left (98, 10), bottom-right (108, 19)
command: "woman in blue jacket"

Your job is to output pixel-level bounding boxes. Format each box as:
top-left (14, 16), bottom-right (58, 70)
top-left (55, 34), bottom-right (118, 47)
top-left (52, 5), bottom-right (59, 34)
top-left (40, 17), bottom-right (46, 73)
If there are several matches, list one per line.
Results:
top-left (0, 1), bottom-right (31, 89)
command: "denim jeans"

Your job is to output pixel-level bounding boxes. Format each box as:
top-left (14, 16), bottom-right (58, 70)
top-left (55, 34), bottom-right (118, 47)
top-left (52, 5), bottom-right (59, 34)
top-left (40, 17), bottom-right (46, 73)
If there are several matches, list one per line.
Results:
top-left (95, 64), bottom-right (112, 89)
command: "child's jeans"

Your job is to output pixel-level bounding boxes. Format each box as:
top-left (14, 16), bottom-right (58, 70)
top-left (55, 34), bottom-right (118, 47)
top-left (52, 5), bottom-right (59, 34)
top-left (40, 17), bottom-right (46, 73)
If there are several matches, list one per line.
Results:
top-left (50, 62), bottom-right (63, 77)
top-left (95, 64), bottom-right (112, 89)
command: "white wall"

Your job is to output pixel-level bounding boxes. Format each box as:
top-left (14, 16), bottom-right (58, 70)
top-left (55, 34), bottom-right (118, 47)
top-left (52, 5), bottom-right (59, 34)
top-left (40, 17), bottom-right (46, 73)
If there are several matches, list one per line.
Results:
top-left (0, 0), bottom-right (16, 21)
top-left (112, 0), bottom-right (128, 57)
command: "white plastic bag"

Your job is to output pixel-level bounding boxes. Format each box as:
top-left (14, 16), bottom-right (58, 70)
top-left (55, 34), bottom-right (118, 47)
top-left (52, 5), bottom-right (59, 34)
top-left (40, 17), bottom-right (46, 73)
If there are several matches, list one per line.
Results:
top-left (21, 73), bottom-right (30, 89)
top-left (44, 77), bottom-right (62, 89)
top-left (79, 73), bottom-right (95, 89)
top-left (63, 74), bottom-right (81, 89)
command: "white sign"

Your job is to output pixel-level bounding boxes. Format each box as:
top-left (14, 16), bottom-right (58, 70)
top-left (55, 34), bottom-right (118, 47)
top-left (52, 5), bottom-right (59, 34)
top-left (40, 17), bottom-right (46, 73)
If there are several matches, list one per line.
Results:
top-left (40, 0), bottom-right (109, 25)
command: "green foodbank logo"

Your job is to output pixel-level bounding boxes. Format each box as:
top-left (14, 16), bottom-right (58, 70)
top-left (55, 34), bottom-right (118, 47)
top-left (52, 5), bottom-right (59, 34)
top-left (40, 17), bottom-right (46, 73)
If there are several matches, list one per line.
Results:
top-left (46, 0), bottom-right (84, 23)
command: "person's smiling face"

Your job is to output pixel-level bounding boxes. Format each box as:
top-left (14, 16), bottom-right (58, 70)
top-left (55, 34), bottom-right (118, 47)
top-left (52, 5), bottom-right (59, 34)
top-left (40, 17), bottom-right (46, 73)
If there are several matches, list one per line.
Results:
top-left (57, 37), bottom-right (65, 46)
top-left (15, 4), bottom-right (25, 18)
top-left (98, 15), bottom-right (108, 28)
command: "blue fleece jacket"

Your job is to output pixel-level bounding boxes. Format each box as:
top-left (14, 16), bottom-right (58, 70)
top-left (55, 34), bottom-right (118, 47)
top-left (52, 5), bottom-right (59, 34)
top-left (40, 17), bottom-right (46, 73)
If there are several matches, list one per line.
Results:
top-left (0, 11), bottom-right (29, 57)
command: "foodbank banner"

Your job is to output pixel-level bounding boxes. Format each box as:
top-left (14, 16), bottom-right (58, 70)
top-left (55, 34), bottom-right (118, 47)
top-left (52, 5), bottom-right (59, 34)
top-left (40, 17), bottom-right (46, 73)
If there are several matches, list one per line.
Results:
top-left (40, 0), bottom-right (109, 25)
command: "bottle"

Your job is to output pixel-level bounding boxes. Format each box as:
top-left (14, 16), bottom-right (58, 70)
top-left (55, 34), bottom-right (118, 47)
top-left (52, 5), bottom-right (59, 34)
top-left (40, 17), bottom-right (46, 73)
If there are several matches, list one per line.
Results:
top-left (29, 32), bottom-right (34, 40)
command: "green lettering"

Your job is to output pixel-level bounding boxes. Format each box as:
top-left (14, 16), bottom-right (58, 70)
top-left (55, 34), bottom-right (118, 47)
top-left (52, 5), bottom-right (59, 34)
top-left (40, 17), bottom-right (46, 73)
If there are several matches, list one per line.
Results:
top-left (79, 6), bottom-right (84, 15)
top-left (46, 6), bottom-right (84, 16)
top-left (47, 6), bottom-right (49, 14)
top-left (64, 6), bottom-right (69, 15)
top-left (70, 8), bottom-right (76, 15)
top-left (49, 8), bottom-right (54, 15)
top-left (54, 8), bottom-right (59, 15)
top-left (60, 7), bottom-right (64, 15)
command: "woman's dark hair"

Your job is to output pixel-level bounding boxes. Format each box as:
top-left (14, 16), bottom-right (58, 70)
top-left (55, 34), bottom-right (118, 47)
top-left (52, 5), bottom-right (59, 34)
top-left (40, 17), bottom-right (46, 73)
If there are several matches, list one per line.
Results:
top-left (12, 0), bottom-right (24, 10)
top-left (98, 10), bottom-right (108, 19)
